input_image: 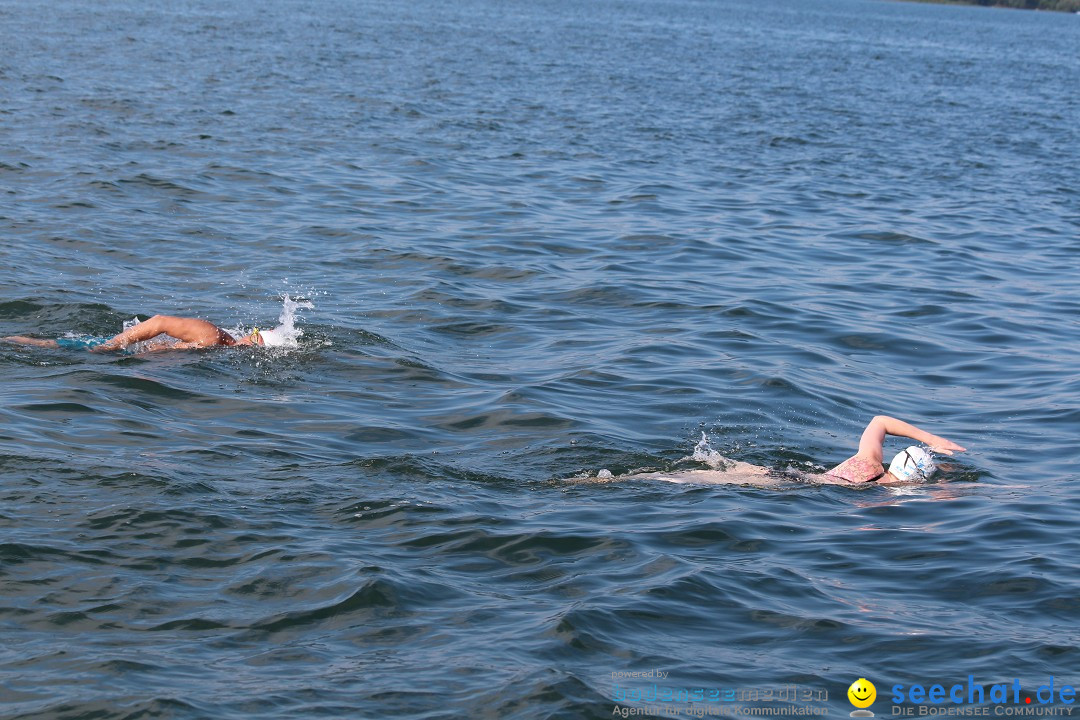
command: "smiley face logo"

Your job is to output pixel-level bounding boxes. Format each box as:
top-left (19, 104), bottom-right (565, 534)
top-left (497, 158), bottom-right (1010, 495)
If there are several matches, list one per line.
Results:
top-left (848, 678), bottom-right (876, 709)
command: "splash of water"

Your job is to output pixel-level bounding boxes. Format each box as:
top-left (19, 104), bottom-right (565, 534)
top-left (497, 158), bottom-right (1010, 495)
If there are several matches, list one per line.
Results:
top-left (690, 432), bottom-right (730, 470)
top-left (258, 294), bottom-right (313, 348)
top-left (230, 294), bottom-right (313, 349)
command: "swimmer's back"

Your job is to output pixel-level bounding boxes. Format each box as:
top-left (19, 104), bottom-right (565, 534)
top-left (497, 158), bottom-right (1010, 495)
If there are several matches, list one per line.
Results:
top-left (621, 469), bottom-right (789, 487)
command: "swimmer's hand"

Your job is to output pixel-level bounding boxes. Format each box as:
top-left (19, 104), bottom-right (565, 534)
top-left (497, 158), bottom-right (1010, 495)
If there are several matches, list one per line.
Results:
top-left (91, 339), bottom-right (124, 352)
top-left (926, 436), bottom-right (966, 456)
top-left (860, 416), bottom-right (967, 464)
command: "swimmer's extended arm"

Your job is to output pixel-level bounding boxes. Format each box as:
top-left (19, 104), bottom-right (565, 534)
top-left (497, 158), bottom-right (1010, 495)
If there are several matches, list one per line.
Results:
top-left (857, 415), bottom-right (966, 464)
top-left (2, 336), bottom-right (60, 348)
top-left (95, 315), bottom-right (234, 351)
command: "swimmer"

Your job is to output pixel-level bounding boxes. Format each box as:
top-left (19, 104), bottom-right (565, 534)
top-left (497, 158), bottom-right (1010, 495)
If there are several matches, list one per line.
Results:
top-left (2, 315), bottom-right (277, 352)
top-left (624, 415), bottom-right (966, 486)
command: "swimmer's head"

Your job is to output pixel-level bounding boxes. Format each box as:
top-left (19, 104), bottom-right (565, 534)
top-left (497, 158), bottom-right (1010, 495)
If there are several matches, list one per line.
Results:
top-left (256, 327), bottom-right (287, 347)
top-left (235, 328), bottom-right (265, 346)
top-left (888, 446), bottom-right (936, 482)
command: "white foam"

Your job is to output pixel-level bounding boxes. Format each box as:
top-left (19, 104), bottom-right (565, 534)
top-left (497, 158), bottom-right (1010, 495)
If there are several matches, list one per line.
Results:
top-left (235, 294), bottom-right (313, 349)
top-left (690, 432), bottom-right (729, 469)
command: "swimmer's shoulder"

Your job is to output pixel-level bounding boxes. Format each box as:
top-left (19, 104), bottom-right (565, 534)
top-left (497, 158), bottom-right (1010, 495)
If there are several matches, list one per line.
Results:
top-left (823, 453), bottom-right (885, 484)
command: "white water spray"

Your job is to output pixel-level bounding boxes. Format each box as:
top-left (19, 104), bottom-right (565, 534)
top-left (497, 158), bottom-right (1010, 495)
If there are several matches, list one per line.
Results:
top-left (256, 294), bottom-right (313, 348)
top-left (690, 432), bottom-right (731, 469)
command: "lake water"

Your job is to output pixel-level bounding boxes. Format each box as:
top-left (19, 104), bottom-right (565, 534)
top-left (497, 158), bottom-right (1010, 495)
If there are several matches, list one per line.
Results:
top-left (1, 0), bottom-right (1078, 717)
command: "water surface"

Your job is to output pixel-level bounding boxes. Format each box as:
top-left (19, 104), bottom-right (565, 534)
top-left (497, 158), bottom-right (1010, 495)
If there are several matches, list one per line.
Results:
top-left (1, 0), bottom-right (1078, 717)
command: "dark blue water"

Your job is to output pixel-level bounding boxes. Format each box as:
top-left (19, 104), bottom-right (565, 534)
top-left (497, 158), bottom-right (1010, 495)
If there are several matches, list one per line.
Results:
top-left (2, 0), bottom-right (1078, 717)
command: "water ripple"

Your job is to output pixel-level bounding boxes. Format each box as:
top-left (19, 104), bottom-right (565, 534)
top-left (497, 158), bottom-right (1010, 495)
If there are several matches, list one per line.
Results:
top-left (2, 0), bottom-right (1079, 717)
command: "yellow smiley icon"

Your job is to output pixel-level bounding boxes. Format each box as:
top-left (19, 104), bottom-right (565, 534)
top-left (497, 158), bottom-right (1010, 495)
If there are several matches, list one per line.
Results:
top-left (848, 678), bottom-right (876, 709)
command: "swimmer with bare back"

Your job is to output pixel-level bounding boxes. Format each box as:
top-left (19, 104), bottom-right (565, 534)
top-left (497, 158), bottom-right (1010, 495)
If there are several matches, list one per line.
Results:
top-left (3, 315), bottom-right (277, 352)
top-left (624, 415), bottom-right (966, 486)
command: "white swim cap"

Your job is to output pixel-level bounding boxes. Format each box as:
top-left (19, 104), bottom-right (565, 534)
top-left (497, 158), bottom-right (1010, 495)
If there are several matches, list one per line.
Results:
top-left (888, 446), bottom-right (936, 482)
top-left (258, 327), bottom-right (287, 347)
